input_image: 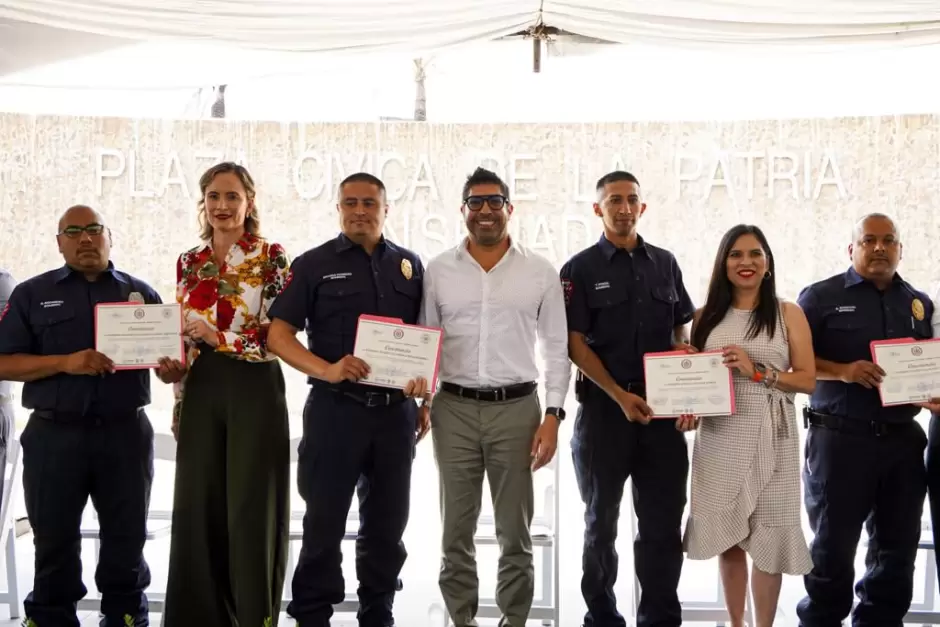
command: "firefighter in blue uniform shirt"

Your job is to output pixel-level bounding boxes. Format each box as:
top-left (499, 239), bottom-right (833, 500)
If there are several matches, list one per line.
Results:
top-left (267, 172), bottom-right (429, 627)
top-left (0, 205), bottom-right (184, 627)
top-left (796, 212), bottom-right (940, 626)
top-left (559, 171), bottom-right (696, 627)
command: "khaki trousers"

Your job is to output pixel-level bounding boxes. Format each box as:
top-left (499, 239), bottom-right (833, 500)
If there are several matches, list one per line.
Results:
top-left (431, 389), bottom-right (541, 627)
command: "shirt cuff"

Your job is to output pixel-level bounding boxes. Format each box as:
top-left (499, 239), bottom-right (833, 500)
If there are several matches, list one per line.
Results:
top-left (545, 390), bottom-right (566, 409)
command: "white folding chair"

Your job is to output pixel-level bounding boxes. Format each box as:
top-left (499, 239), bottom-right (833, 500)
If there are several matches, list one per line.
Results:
top-left (428, 453), bottom-right (561, 627)
top-left (0, 437), bottom-right (23, 619)
top-left (629, 434), bottom-right (755, 626)
top-left (282, 435), bottom-right (361, 616)
top-left (77, 431), bottom-right (176, 613)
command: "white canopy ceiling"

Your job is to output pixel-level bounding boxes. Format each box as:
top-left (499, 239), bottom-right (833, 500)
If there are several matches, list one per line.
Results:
top-left (2, 0), bottom-right (940, 82)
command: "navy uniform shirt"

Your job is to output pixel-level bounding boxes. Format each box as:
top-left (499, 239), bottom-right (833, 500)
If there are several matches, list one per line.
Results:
top-left (268, 233), bottom-right (424, 386)
top-left (0, 263), bottom-right (162, 416)
top-left (797, 266), bottom-right (934, 424)
top-left (560, 234), bottom-right (696, 386)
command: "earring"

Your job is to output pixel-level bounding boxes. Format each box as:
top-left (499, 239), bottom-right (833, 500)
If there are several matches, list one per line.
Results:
top-left (764, 270), bottom-right (772, 279)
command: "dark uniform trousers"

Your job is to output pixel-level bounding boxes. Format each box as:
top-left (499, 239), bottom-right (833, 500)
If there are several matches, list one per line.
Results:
top-left (288, 384), bottom-right (417, 627)
top-left (925, 414), bottom-right (940, 603)
top-left (22, 408), bottom-right (154, 627)
top-left (571, 384), bottom-right (688, 627)
top-left (798, 414), bottom-right (927, 627)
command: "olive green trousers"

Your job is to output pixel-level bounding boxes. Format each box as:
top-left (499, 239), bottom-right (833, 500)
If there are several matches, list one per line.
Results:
top-left (163, 351), bottom-right (290, 627)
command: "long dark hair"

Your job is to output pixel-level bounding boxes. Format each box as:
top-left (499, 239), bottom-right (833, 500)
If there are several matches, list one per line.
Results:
top-left (691, 224), bottom-right (778, 350)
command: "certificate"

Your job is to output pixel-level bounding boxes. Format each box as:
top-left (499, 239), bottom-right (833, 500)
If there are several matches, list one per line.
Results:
top-left (353, 314), bottom-right (443, 389)
top-left (870, 338), bottom-right (940, 406)
top-left (94, 302), bottom-right (185, 369)
top-left (643, 350), bottom-right (736, 417)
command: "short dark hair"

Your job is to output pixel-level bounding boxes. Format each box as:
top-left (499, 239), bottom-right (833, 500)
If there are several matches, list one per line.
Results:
top-left (339, 172), bottom-right (386, 198)
top-left (462, 167), bottom-right (509, 200)
top-left (595, 171), bottom-right (640, 199)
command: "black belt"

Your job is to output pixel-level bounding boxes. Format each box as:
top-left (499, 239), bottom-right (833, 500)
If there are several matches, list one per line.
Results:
top-left (440, 381), bottom-right (537, 402)
top-left (31, 408), bottom-right (143, 424)
top-left (324, 385), bottom-right (407, 408)
top-left (803, 408), bottom-right (912, 437)
top-left (578, 380), bottom-right (645, 403)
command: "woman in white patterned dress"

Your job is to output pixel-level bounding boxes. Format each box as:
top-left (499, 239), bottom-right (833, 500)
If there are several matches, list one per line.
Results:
top-left (683, 224), bottom-right (816, 627)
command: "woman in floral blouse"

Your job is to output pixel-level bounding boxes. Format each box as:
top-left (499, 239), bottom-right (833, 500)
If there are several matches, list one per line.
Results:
top-left (163, 162), bottom-right (292, 627)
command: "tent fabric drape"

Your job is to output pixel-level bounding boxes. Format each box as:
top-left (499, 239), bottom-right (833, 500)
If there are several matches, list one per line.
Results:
top-left (3, 0), bottom-right (940, 53)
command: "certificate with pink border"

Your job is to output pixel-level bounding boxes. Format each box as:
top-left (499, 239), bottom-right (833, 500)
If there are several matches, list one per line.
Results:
top-left (353, 314), bottom-right (444, 390)
top-left (643, 350), bottom-right (736, 418)
top-left (870, 337), bottom-right (940, 406)
top-left (94, 302), bottom-right (185, 370)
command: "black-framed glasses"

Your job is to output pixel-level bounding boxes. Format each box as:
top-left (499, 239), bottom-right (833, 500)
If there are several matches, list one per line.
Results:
top-left (58, 223), bottom-right (105, 238)
top-left (464, 195), bottom-right (508, 212)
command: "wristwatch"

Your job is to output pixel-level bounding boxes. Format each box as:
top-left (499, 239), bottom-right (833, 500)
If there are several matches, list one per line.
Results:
top-left (545, 407), bottom-right (566, 421)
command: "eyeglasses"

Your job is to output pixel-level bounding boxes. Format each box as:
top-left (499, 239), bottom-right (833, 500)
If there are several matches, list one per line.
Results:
top-left (58, 224), bottom-right (105, 238)
top-left (464, 195), bottom-right (508, 212)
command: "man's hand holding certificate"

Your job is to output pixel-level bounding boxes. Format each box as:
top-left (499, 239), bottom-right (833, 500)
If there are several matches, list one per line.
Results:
top-left (644, 350), bottom-right (735, 417)
top-left (870, 338), bottom-right (940, 406)
top-left (353, 314), bottom-right (443, 390)
top-left (95, 302), bottom-right (185, 369)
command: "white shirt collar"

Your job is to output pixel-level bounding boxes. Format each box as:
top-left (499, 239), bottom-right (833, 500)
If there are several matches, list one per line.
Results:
top-left (454, 235), bottom-right (526, 260)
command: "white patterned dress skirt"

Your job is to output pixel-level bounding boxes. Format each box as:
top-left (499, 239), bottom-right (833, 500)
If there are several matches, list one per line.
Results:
top-left (683, 305), bottom-right (812, 575)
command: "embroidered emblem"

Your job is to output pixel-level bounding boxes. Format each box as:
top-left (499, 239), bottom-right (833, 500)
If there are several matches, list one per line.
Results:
top-left (913, 298), bottom-right (925, 321)
top-left (0, 303), bottom-right (8, 321)
top-left (401, 259), bottom-right (413, 280)
top-left (128, 291), bottom-right (144, 304)
top-left (561, 278), bottom-right (573, 305)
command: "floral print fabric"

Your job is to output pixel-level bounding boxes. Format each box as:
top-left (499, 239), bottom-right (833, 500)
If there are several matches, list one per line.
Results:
top-left (174, 232), bottom-right (291, 399)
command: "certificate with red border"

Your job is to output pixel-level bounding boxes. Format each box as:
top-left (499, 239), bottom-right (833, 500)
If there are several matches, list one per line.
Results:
top-left (870, 337), bottom-right (940, 406)
top-left (94, 302), bottom-right (185, 370)
top-left (643, 350), bottom-right (736, 418)
top-left (353, 314), bottom-right (444, 390)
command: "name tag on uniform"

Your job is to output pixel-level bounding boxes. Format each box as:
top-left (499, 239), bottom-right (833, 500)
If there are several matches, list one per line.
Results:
top-left (40, 300), bottom-right (64, 309)
top-left (322, 272), bottom-right (352, 281)
top-left (836, 305), bottom-right (856, 313)
top-left (594, 281), bottom-right (610, 291)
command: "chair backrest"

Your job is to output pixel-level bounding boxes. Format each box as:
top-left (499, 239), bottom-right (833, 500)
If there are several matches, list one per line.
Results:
top-left (289, 435), bottom-right (302, 462)
top-left (0, 438), bottom-right (21, 542)
top-left (154, 432), bottom-right (177, 461)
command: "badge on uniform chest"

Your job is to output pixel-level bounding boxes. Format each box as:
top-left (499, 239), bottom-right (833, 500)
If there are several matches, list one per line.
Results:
top-left (401, 259), bottom-right (412, 280)
top-left (913, 298), bottom-right (925, 321)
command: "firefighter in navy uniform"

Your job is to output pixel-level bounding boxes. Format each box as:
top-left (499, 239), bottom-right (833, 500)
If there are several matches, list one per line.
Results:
top-left (796, 212), bottom-right (940, 627)
top-left (0, 205), bottom-right (184, 627)
top-left (267, 172), bottom-right (429, 627)
top-left (560, 171), bottom-right (696, 627)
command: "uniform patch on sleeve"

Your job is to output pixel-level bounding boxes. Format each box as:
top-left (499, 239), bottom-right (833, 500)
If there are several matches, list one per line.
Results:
top-left (0, 303), bottom-right (8, 321)
top-left (561, 278), bottom-right (573, 305)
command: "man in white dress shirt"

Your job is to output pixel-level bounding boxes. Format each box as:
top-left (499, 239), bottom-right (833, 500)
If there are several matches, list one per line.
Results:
top-left (420, 167), bottom-right (571, 627)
